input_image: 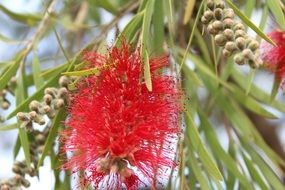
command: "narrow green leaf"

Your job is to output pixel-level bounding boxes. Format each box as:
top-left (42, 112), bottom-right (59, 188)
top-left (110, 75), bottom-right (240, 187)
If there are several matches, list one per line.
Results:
top-left (241, 152), bottom-right (269, 190)
top-left (0, 123), bottom-right (18, 131)
top-left (242, 140), bottom-right (285, 190)
top-left (225, 0), bottom-right (275, 45)
top-left (267, 0), bottom-right (285, 30)
top-left (115, 11), bottom-right (144, 46)
top-left (37, 109), bottom-right (66, 168)
top-left (32, 50), bottom-right (44, 89)
top-left (185, 112), bottom-right (224, 181)
top-left (41, 63), bottom-right (68, 80)
top-left (152, 0), bottom-right (164, 54)
top-left (62, 67), bottom-right (100, 76)
top-left (141, 0), bottom-right (155, 91)
top-left (0, 33), bottom-right (23, 44)
top-left (0, 59), bottom-right (20, 90)
top-left (198, 110), bottom-right (253, 189)
top-left (15, 63), bottom-right (31, 168)
top-left (187, 148), bottom-right (212, 190)
top-left (0, 4), bottom-right (41, 26)
top-left (95, 0), bottom-right (119, 15)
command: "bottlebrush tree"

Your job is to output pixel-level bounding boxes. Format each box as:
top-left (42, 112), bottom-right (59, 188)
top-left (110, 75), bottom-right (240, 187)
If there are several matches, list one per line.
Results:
top-left (0, 0), bottom-right (285, 189)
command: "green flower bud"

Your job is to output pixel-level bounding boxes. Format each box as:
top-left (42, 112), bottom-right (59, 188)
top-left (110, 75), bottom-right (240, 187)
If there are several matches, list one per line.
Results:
top-left (222, 49), bottom-right (232, 57)
top-left (225, 41), bottom-right (237, 52)
top-left (223, 29), bottom-right (234, 40)
top-left (235, 37), bottom-right (246, 49)
top-left (212, 20), bottom-right (224, 31)
top-left (216, 1), bottom-right (225, 9)
top-left (206, 0), bottom-right (215, 10)
top-left (207, 24), bottom-right (219, 35)
top-left (233, 23), bottom-right (245, 31)
top-left (234, 53), bottom-right (245, 65)
top-left (242, 48), bottom-right (254, 60)
top-left (223, 18), bottom-right (234, 28)
top-left (235, 29), bottom-right (246, 38)
top-left (248, 40), bottom-right (259, 51)
top-left (204, 10), bottom-right (214, 20)
top-left (214, 34), bottom-right (227, 46)
top-left (214, 8), bottom-right (223, 20)
top-left (223, 8), bottom-right (235, 19)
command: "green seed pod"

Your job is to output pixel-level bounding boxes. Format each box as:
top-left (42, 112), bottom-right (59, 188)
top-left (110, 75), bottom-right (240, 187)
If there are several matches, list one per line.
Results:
top-left (206, 0), bottom-right (215, 10)
top-left (223, 29), bottom-right (234, 40)
top-left (248, 40), bottom-right (259, 51)
top-left (225, 41), bottom-right (237, 52)
top-left (234, 53), bottom-right (245, 65)
top-left (242, 48), bottom-right (254, 60)
top-left (233, 23), bottom-right (245, 31)
top-left (215, 34), bottom-right (227, 46)
top-left (223, 8), bottom-right (235, 19)
top-left (204, 10), bottom-right (214, 20)
top-left (212, 20), bottom-right (224, 31)
top-left (223, 18), bottom-right (234, 28)
top-left (207, 24), bottom-right (219, 35)
top-left (222, 49), bottom-right (232, 57)
top-left (235, 37), bottom-right (246, 49)
top-left (214, 8), bottom-right (223, 20)
top-left (235, 29), bottom-right (246, 38)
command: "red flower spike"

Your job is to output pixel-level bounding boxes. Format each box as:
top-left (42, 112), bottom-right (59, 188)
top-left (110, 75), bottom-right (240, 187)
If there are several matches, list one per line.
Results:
top-left (61, 41), bottom-right (182, 190)
top-left (260, 30), bottom-right (285, 87)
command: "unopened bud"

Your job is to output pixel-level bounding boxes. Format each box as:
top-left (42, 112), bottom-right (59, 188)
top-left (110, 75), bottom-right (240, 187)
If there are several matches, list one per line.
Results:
top-left (1, 101), bottom-right (10, 110)
top-left (223, 8), bottom-right (235, 19)
top-left (44, 94), bottom-right (53, 105)
top-left (214, 34), bottom-right (227, 46)
top-left (204, 10), bottom-right (214, 20)
top-left (242, 49), bottom-right (254, 60)
top-left (234, 53), bottom-right (245, 65)
top-left (214, 8), bottom-right (223, 20)
top-left (201, 16), bottom-right (209, 25)
top-left (207, 24), bottom-right (218, 35)
top-left (233, 23), bottom-right (245, 31)
top-left (206, 0), bottom-right (215, 10)
top-left (17, 112), bottom-right (29, 121)
top-left (222, 49), bottom-right (232, 57)
top-left (225, 41), bottom-right (237, 52)
top-left (223, 29), bottom-right (234, 40)
top-left (216, 1), bottom-right (225, 9)
top-left (248, 40), bottom-right (259, 51)
top-left (235, 37), bottom-right (246, 49)
top-left (29, 100), bottom-right (41, 112)
top-left (223, 18), bottom-right (234, 28)
top-left (235, 29), bottom-right (246, 38)
top-left (212, 20), bottom-right (224, 31)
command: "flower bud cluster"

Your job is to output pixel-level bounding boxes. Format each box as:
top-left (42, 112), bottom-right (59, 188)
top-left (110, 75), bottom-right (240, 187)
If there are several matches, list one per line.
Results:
top-left (16, 76), bottom-right (71, 131)
top-left (0, 77), bottom-right (16, 111)
top-left (201, 0), bottom-right (263, 68)
top-left (0, 127), bottom-right (50, 189)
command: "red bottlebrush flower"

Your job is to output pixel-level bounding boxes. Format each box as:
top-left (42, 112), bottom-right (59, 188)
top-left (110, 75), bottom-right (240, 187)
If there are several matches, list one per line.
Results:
top-left (260, 30), bottom-right (285, 86)
top-left (61, 42), bottom-right (182, 189)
